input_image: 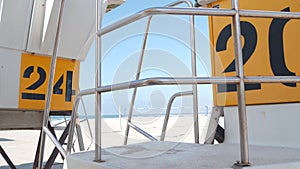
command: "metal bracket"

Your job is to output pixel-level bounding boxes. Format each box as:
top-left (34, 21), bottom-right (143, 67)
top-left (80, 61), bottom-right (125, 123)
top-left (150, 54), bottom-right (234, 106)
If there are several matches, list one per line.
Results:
top-left (0, 145), bottom-right (16, 169)
top-left (204, 106), bottom-right (224, 144)
top-left (232, 161), bottom-right (251, 169)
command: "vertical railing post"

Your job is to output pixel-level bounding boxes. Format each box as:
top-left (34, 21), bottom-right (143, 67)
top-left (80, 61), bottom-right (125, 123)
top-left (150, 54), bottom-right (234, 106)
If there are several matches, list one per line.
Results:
top-left (95, 0), bottom-right (104, 162)
top-left (37, 0), bottom-right (66, 168)
top-left (190, 10), bottom-right (199, 144)
top-left (231, 0), bottom-right (250, 166)
top-left (123, 16), bottom-right (152, 145)
top-left (67, 98), bottom-right (81, 154)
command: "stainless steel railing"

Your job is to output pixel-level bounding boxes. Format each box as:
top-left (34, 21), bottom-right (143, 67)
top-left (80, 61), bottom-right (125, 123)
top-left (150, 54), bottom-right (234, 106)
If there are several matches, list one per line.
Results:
top-left (40, 0), bottom-right (300, 167)
top-left (37, 0), bottom-right (66, 168)
top-left (231, 0), bottom-right (248, 164)
top-left (94, 0), bottom-right (300, 165)
top-left (123, 0), bottom-right (200, 146)
top-left (161, 91), bottom-right (193, 141)
top-left (95, 0), bottom-right (103, 161)
top-left (93, 2), bottom-right (240, 163)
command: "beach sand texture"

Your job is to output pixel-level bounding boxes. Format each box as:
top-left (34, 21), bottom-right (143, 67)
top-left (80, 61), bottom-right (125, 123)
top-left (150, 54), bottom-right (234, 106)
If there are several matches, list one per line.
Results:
top-left (0, 115), bottom-right (213, 168)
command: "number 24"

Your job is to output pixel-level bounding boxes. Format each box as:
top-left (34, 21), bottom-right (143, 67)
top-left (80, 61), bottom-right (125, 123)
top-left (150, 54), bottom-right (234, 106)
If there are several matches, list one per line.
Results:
top-left (21, 66), bottom-right (75, 102)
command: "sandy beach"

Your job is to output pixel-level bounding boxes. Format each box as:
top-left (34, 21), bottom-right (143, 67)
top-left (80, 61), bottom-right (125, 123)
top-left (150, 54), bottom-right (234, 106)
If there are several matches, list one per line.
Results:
top-left (0, 130), bottom-right (64, 169)
top-left (0, 114), bottom-right (217, 168)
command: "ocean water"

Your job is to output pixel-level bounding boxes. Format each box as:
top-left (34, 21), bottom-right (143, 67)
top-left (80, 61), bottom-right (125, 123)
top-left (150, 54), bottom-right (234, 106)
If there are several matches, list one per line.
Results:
top-left (50, 106), bottom-right (212, 127)
top-left (52, 106), bottom-right (211, 118)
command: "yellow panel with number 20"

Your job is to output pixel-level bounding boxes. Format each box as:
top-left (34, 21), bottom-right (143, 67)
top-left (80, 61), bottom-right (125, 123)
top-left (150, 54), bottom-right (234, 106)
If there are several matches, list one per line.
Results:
top-left (19, 53), bottom-right (80, 111)
top-left (209, 0), bottom-right (300, 106)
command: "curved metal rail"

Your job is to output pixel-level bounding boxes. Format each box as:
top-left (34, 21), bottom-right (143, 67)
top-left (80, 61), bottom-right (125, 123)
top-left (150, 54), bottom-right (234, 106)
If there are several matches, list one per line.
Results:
top-left (160, 91), bottom-right (193, 141)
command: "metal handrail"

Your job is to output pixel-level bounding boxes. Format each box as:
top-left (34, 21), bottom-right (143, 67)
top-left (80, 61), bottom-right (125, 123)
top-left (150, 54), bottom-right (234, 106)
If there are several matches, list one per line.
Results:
top-left (98, 7), bottom-right (236, 36)
top-left (38, 0), bottom-right (66, 168)
top-left (231, 0), bottom-right (248, 164)
top-left (95, 0), bottom-right (103, 161)
top-left (123, 15), bottom-right (152, 145)
top-left (66, 75), bottom-right (300, 154)
top-left (66, 75), bottom-right (300, 155)
top-left (98, 8), bottom-right (300, 37)
top-left (43, 127), bottom-right (67, 158)
top-left (161, 91), bottom-right (193, 141)
top-left (68, 76), bottom-right (300, 101)
top-left (80, 98), bottom-right (94, 150)
top-left (65, 0), bottom-right (300, 165)
top-left (123, 0), bottom-right (199, 146)
top-left (127, 122), bottom-right (158, 141)
top-left (239, 10), bottom-right (300, 19)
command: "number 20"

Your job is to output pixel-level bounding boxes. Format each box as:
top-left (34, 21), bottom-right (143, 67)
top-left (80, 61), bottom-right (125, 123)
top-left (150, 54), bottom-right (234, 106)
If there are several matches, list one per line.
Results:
top-left (216, 7), bottom-right (296, 93)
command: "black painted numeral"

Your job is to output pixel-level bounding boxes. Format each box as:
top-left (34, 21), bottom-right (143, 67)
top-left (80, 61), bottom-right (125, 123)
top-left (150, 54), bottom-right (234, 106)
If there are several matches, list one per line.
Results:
top-left (52, 71), bottom-right (76, 102)
top-left (53, 75), bottom-right (64, 94)
top-left (65, 71), bottom-right (75, 102)
top-left (215, 7), bottom-right (296, 93)
top-left (269, 7), bottom-right (296, 87)
top-left (22, 66), bottom-right (46, 100)
top-left (22, 66), bottom-right (75, 102)
top-left (216, 21), bottom-right (261, 92)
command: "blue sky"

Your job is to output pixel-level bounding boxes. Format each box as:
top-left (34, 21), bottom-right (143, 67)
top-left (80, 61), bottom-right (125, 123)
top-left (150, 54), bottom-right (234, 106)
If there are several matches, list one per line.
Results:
top-left (79, 0), bottom-right (213, 116)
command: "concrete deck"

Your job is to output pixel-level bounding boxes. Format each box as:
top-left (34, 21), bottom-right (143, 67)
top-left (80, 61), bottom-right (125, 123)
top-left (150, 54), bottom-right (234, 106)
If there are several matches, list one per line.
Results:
top-left (65, 142), bottom-right (300, 169)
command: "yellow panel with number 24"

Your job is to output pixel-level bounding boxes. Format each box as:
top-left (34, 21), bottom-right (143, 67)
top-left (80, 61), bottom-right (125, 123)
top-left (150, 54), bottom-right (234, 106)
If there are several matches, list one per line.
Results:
top-left (19, 53), bottom-right (79, 111)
